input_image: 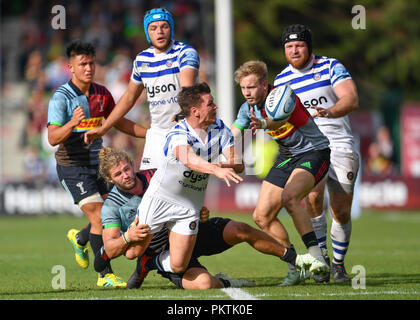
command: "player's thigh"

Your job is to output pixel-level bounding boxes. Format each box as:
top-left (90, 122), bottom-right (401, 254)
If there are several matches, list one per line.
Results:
top-left (169, 231), bottom-right (197, 270)
top-left (283, 168), bottom-right (316, 204)
top-left (253, 180), bottom-right (284, 220)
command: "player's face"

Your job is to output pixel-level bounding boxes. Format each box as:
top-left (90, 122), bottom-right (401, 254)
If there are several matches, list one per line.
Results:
top-left (239, 74), bottom-right (267, 106)
top-left (148, 21), bottom-right (171, 53)
top-left (108, 161), bottom-right (137, 191)
top-left (195, 93), bottom-right (218, 125)
top-left (284, 41), bottom-right (310, 69)
top-left (68, 54), bottom-right (95, 85)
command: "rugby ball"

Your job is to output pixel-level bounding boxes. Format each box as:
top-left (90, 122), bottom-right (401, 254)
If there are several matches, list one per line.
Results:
top-left (265, 85), bottom-right (296, 121)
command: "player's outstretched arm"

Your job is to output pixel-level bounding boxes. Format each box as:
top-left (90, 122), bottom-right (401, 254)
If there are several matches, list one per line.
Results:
top-left (219, 145), bottom-right (244, 174)
top-left (114, 117), bottom-right (149, 139)
top-left (84, 81), bottom-right (144, 144)
top-left (174, 145), bottom-right (243, 186)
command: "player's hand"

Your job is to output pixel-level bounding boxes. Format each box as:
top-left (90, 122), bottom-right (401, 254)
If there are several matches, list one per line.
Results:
top-left (214, 167), bottom-right (243, 187)
top-left (128, 223), bottom-right (151, 242)
top-left (84, 127), bottom-right (104, 145)
top-left (200, 206), bottom-right (209, 223)
top-left (311, 106), bottom-right (330, 118)
top-left (249, 108), bottom-right (262, 135)
top-left (71, 106), bottom-right (85, 127)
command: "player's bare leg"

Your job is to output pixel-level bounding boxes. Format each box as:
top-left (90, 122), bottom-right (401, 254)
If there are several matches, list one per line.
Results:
top-left (252, 181), bottom-right (291, 247)
top-left (169, 232), bottom-right (197, 274)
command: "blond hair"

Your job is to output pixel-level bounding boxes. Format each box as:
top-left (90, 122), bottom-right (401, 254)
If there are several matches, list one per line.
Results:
top-left (234, 60), bottom-right (268, 84)
top-left (98, 147), bottom-right (133, 181)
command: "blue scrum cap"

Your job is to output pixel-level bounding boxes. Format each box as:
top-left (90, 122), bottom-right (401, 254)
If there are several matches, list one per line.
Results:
top-left (143, 8), bottom-right (174, 44)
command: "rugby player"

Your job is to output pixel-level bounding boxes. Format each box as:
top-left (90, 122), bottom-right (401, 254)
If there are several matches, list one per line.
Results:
top-left (275, 24), bottom-right (359, 283)
top-left (94, 147), bottom-right (328, 289)
top-left (231, 60), bottom-right (330, 286)
top-left (47, 40), bottom-right (147, 287)
top-left (84, 7), bottom-right (199, 171)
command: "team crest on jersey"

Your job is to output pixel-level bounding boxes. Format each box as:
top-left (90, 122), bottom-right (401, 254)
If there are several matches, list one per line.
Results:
top-left (347, 172), bottom-right (354, 181)
top-left (313, 73), bottom-right (321, 81)
top-left (166, 59), bottom-right (173, 67)
top-left (140, 63), bottom-right (149, 69)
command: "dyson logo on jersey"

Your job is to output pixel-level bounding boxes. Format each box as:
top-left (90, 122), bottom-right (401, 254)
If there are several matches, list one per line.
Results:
top-left (146, 83), bottom-right (177, 98)
top-left (303, 96), bottom-right (328, 108)
top-left (183, 170), bottom-right (209, 183)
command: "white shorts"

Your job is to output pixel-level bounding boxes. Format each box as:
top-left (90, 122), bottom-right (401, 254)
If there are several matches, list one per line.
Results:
top-left (327, 147), bottom-right (360, 193)
top-left (137, 195), bottom-right (199, 235)
top-left (140, 127), bottom-right (169, 170)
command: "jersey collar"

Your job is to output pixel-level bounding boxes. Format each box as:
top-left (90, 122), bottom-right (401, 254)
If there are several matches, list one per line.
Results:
top-left (68, 80), bottom-right (95, 96)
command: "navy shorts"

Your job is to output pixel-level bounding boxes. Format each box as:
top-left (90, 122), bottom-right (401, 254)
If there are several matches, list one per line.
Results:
top-left (56, 164), bottom-right (110, 204)
top-left (265, 148), bottom-right (331, 189)
top-left (158, 217), bottom-right (232, 289)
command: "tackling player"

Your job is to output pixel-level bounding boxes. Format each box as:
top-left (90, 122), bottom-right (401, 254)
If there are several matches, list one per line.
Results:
top-left (84, 7), bottom-right (199, 171)
top-left (231, 60), bottom-right (330, 286)
top-left (275, 24), bottom-right (360, 283)
top-left (47, 40), bottom-right (147, 287)
top-left (94, 147), bottom-right (328, 289)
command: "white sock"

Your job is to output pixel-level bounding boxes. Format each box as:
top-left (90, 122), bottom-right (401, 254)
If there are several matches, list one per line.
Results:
top-left (331, 218), bottom-right (352, 264)
top-left (154, 250), bottom-right (174, 273)
top-left (311, 211), bottom-right (328, 252)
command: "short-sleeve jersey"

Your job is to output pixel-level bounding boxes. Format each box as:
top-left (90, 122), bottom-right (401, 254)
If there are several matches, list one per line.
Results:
top-left (144, 118), bottom-right (234, 212)
top-left (47, 80), bottom-right (115, 166)
top-left (274, 54), bottom-right (354, 149)
top-left (131, 40), bottom-right (200, 130)
top-left (233, 87), bottom-right (329, 157)
top-left (101, 170), bottom-right (169, 254)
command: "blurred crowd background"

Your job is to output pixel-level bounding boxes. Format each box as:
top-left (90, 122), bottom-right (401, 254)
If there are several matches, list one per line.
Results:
top-left (1, 0), bottom-right (420, 212)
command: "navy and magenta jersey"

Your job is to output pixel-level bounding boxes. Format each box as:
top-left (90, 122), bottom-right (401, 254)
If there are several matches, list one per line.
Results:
top-left (233, 88), bottom-right (330, 157)
top-left (47, 80), bottom-right (115, 166)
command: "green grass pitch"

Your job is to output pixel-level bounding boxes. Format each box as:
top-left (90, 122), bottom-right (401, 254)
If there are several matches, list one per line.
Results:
top-left (0, 210), bottom-right (419, 300)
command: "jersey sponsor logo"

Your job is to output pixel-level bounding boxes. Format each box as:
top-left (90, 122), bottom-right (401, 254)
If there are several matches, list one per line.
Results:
top-left (183, 170), bottom-right (209, 183)
top-left (266, 122), bottom-right (296, 140)
top-left (75, 117), bottom-right (103, 130)
top-left (303, 96), bottom-right (328, 108)
top-left (146, 83), bottom-right (177, 98)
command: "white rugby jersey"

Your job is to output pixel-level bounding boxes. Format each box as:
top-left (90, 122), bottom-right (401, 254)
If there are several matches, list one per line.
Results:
top-left (274, 54), bottom-right (354, 149)
top-left (143, 118), bottom-right (234, 212)
top-left (131, 40), bottom-right (200, 130)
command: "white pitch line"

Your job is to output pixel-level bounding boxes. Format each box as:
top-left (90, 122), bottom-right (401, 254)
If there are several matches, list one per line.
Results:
top-left (221, 288), bottom-right (259, 300)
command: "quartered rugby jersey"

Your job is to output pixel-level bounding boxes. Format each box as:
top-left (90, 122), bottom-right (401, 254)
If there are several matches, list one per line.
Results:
top-left (274, 54), bottom-right (354, 149)
top-left (145, 118), bottom-right (234, 212)
top-left (131, 40), bottom-right (200, 130)
top-left (101, 170), bottom-right (169, 254)
top-left (47, 80), bottom-right (115, 166)
top-left (233, 88), bottom-right (329, 157)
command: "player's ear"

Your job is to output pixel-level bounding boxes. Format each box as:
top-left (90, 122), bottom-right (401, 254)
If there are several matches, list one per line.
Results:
top-left (68, 62), bottom-right (74, 74)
